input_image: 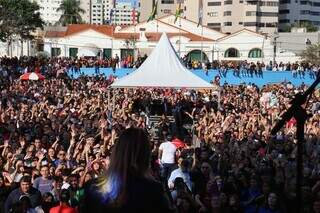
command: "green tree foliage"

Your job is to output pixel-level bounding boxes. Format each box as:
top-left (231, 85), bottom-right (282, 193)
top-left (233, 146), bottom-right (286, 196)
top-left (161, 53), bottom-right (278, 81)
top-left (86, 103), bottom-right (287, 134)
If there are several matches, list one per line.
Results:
top-left (301, 44), bottom-right (320, 65)
top-left (280, 22), bottom-right (318, 33)
top-left (57, 0), bottom-right (85, 26)
top-left (0, 0), bottom-right (44, 42)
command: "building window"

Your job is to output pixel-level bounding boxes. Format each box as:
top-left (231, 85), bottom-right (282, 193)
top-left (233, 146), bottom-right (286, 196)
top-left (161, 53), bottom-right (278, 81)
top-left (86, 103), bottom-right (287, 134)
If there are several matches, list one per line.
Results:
top-left (208, 2), bottom-right (222, 6)
top-left (313, 2), bottom-right (320, 6)
top-left (279, 19), bottom-right (290, 23)
top-left (239, 22), bottom-right (243, 25)
top-left (279, 9), bottom-right (290, 14)
top-left (246, 11), bottom-right (256, 16)
top-left (266, 22), bottom-right (278, 27)
top-left (301, 10), bottom-right (310, 15)
top-left (248, 48), bottom-right (262, 58)
top-left (244, 22), bottom-right (259, 26)
top-left (280, 0), bottom-right (290, 3)
top-left (223, 11), bottom-right (232, 16)
top-left (69, 48), bottom-right (78, 58)
top-left (208, 12), bottom-right (218, 17)
top-left (163, 9), bottom-right (171, 13)
top-left (161, 0), bottom-right (174, 3)
top-left (51, 48), bottom-right (61, 57)
top-left (207, 22), bottom-right (221, 27)
top-left (225, 48), bottom-right (239, 57)
top-left (246, 11), bottom-right (278, 17)
top-left (224, 0), bottom-right (233, 4)
top-left (224, 22), bottom-right (232, 26)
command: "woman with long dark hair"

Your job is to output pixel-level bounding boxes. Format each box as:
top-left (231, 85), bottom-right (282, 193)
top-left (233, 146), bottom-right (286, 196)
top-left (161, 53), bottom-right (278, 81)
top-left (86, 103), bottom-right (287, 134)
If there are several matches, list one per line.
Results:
top-left (83, 128), bottom-right (173, 213)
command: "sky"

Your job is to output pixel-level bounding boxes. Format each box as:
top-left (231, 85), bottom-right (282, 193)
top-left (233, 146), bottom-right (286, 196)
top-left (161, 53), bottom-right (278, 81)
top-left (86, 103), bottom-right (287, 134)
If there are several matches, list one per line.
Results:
top-left (118, 0), bottom-right (137, 6)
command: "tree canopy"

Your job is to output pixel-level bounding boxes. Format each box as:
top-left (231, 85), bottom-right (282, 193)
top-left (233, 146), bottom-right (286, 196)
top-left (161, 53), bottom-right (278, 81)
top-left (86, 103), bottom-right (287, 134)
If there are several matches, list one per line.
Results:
top-left (0, 0), bottom-right (44, 42)
top-left (57, 0), bottom-right (85, 26)
top-left (281, 22), bottom-right (318, 33)
top-left (301, 44), bottom-right (320, 65)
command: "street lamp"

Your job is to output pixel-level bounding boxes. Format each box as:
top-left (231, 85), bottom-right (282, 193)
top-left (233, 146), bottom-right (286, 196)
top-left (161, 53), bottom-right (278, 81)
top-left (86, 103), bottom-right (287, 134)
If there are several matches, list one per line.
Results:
top-left (272, 32), bottom-right (279, 66)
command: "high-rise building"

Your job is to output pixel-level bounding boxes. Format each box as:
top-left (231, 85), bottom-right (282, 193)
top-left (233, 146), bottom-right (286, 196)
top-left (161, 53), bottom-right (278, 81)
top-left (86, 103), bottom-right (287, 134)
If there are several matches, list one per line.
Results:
top-left (185, 0), bottom-right (279, 35)
top-left (89, 0), bottom-right (138, 25)
top-left (139, 0), bottom-right (278, 35)
top-left (139, 0), bottom-right (185, 22)
top-left (90, 0), bottom-right (105, 25)
top-left (110, 2), bottom-right (139, 26)
top-left (278, 0), bottom-right (320, 31)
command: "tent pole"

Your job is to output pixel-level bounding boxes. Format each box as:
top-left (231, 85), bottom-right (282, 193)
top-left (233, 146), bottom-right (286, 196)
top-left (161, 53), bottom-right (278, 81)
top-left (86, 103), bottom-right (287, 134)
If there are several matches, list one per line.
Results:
top-left (201, 24), bottom-right (204, 65)
top-left (179, 16), bottom-right (181, 57)
top-left (107, 89), bottom-right (110, 107)
top-left (112, 89), bottom-right (115, 111)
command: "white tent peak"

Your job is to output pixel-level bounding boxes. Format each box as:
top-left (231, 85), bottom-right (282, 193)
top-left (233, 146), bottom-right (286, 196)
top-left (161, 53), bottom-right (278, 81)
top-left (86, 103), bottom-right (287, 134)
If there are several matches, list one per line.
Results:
top-left (111, 33), bottom-right (213, 89)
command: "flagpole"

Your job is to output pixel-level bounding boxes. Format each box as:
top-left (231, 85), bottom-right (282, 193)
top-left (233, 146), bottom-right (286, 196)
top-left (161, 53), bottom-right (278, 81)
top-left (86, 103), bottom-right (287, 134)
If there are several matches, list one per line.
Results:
top-left (201, 24), bottom-right (203, 64)
top-left (179, 16), bottom-right (181, 57)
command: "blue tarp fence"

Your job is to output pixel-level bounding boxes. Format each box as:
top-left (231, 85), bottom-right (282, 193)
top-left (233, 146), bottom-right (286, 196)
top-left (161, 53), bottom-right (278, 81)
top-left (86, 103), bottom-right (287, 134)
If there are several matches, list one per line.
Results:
top-left (68, 68), bottom-right (317, 87)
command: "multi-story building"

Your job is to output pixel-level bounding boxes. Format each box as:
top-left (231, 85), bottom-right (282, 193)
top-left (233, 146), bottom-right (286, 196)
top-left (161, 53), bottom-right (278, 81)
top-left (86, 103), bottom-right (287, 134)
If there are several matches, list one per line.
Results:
top-left (110, 2), bottom-right (139, 26)
top-left (140, 0), bottom-right (278, 35)
top-left (139, 0), bottom-right (185, 22)
top-left (91, 0), bottom-right (105, 25)
top-left (90, 0), bottom-right (138, 25)
top-left (278, 0), bottom-right (320, 31)
top-left (185, 0), bottom-right (279, 35)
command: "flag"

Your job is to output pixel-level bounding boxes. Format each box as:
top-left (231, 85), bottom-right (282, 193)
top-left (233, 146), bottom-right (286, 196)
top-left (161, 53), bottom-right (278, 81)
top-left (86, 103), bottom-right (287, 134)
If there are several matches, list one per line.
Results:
top-left (110, 9), bottom-right (114, 24)
top-left (147, 0), bottom-right (158, 22)
top-left (197, 0), bottom-right (203, 27)
top-left (174, 3), bottom-right (183, 24)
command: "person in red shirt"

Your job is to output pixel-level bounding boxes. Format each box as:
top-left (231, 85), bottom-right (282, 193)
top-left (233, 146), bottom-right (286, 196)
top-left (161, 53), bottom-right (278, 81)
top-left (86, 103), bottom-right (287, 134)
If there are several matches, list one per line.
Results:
top-left (50, 189), bottom-right (78, 213)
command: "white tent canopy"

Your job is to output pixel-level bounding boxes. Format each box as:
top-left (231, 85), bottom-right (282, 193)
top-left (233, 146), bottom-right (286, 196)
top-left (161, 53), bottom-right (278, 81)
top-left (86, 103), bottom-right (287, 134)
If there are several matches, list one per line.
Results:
top-left (110, 33), bottom-right (213, 89)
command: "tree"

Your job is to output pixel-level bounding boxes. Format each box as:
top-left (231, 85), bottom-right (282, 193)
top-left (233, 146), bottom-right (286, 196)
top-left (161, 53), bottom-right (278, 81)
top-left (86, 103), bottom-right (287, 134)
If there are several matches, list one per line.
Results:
top-left (300, 44), bottom-right (320, 65)
top-left (292, 21), bottom-right (318, 32)
top-left (57, 0), bottom-right (85, 26)
top-left (0, 0), bottom-right (44, 55)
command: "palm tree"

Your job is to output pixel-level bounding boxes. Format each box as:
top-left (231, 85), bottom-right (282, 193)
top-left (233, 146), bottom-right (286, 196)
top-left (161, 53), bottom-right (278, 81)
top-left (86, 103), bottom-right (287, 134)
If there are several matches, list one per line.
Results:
top-left (57, 0), bottom-right (85, 26)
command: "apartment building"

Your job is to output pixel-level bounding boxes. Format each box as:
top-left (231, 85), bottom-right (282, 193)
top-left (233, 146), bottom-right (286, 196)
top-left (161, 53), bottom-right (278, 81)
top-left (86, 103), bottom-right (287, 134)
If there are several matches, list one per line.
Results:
top-left (139, 0), bottom-right (278, 35)
top-left (278, 0), bottom-right (320, 31)
top-left (90, 0), bottom-right (105, 25)
top-left (186, 0), bottom-right (279, 35)
top-left (90, 0), bottom-right (138, 25)
top-left (139, 0), bottom-right (185, 22)
top-left (109, 2), bottom-right (139, 25)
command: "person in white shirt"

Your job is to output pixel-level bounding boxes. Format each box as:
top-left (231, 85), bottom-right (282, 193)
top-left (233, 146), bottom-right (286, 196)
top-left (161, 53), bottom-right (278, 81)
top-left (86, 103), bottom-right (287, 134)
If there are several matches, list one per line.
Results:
top-left (168, 158), bottom-right (192, 191)
top-left (158, 135), bottom-right (177, 180)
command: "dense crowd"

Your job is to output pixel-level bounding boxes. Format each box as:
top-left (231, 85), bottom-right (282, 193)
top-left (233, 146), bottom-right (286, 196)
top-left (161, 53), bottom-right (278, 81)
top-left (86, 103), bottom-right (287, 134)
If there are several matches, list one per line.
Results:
top-left (1, 56), bottom-right (319, 80)
top-left (0, 56), bottom-right (319, 213)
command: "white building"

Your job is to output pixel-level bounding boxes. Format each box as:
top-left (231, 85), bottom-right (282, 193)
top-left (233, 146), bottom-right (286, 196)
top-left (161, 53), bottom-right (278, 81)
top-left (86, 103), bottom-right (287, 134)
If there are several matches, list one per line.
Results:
top-left (38, 15), bottom-right (298, 62)
top-left (279, 0), bottom-right (320, 31)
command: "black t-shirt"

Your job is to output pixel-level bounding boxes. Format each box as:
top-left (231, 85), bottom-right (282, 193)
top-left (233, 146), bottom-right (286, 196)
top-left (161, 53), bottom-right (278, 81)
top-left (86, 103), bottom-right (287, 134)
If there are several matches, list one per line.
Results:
top-left (82, 176), bottom-right (173, 213)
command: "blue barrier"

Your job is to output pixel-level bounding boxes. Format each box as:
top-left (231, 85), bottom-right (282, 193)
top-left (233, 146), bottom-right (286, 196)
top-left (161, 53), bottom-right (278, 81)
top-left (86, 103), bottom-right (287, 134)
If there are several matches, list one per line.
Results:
top-left (68, 68), bottom-right (316, 87)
